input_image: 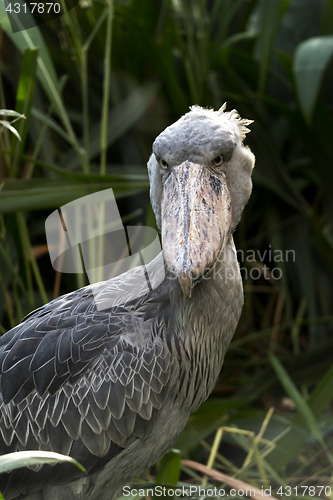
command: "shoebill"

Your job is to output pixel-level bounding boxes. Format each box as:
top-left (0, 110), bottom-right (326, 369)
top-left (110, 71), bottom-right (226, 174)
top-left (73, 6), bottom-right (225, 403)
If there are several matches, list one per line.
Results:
top-left (0, 105), bottom-right (254, 499)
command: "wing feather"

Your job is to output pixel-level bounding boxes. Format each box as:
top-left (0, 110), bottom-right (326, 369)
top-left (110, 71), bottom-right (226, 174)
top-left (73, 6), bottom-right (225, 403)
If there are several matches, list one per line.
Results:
top-left (0, 279), bottom-right (180, 498)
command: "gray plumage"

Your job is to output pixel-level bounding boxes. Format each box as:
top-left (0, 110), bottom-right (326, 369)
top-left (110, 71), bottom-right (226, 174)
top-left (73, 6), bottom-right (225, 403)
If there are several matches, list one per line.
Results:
top-left (0, 105), bottom-right (254, 500)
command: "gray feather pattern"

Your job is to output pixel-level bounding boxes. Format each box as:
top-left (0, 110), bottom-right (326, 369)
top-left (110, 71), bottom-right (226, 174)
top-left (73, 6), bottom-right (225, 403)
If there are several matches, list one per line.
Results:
top-left (0, 105), bottom-right (255, 500)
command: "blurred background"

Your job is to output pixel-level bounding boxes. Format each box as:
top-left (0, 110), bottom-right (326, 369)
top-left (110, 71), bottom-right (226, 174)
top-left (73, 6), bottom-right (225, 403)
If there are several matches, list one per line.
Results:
top-left (1, 0), bottom-right (333, 497)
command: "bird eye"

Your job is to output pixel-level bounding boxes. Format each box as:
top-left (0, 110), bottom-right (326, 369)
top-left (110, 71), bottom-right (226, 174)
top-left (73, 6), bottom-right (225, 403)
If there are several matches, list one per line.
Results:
top-left (212, 155), bottom-right (223, 167)
top-left (159, 158), bottom-right (168, 170)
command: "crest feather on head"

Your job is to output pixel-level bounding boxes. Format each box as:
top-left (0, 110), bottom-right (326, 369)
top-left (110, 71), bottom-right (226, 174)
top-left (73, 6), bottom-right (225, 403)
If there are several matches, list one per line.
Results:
top-left (189, 103), bottom-right (253, 141)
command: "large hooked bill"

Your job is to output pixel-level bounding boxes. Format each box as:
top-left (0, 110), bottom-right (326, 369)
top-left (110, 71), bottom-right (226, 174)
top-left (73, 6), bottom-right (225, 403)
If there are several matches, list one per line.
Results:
top-left (161, 161), bottom-right (232, 298)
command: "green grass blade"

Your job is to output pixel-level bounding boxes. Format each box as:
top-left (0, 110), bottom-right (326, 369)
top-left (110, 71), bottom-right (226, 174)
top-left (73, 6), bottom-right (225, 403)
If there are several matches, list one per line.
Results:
top-left (269, 354), bottom-right (323, 442)
top-left (0, 178), bottom-right (148, 213)
top-left (306, 363), bottom-right (333, 420)
top-left (156, 450), bottom-right (182, 486)
top-left (0, 110), bottom-right (26, 119)
top-left (0, 238), bottom-right (27, 296)
top-left (0, 120), bottom-right (22, 141)
top-left (255, 0), bottom-right (290, 93)
top-left (0, 0), bottom-right (84, 166)
top-left (11, 47), bottom-right (39, 177)
top-left (16, 212), bottom-right (48, 305)
top-left (0, 451), bottom-right (85, 474)
top-left (31, 108), bottom-right (73, 144)
top-left (100, 0), bottom-right (114, 175)
top-left (0, 2), bottom-right (61, 118)
top-left (268, 357), bottom-right (333, 470)
top-left (59, 81), bottom-right (159, 171)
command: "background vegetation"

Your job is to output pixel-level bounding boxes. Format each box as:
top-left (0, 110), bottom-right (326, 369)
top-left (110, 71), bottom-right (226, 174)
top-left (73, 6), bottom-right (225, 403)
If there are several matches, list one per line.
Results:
top-left (0, 0), bottom-right (333, 498)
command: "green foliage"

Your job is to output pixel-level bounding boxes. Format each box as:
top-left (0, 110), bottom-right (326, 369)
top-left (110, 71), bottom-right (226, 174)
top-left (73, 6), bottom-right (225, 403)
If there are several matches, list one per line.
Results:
top-left (0, 109), bottom-right (26, 142)
top-left (0, 0), bottom-right (333, 496)
top-left (156, 450), bottom-right (182, 488)
top-left (0, 450), bottom-right (85, 474)
top-left (0, 451), bottom-right (84, 499)
top-left (294, 36), bottom-right (333, 123)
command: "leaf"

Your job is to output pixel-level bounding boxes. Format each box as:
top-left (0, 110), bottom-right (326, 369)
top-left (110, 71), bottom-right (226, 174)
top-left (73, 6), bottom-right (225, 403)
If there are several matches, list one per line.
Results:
top-left (175, 398), bottom-right (245, 452)
top-left (254, 0), bottom-right (291, 93)
top-left (0, 120), bottom-right (22, 141)
top-left (31, 108), bottom-right (72, 144)
top-left (0, 451), bottom-right (85, 474)
top-left (276, 49), bottom-right (293, 83)
top-left (0, 110), bottom-right (26, 119)
top-left (0, 179), bottom-right (148, 213)
top-left (268, 360), bottom-right (333, 471)
top-left (11, 47), bottom-right (39, 176)
top-left (307, 362), bottom-right (333, 420)
top-left (269, 354), bottom-right (323, 442)
top-left (0, 0), bottom-right (60, 110)
top-left (59, 81), bottom-right (160, 170)
top-left (156, 450), bottom-right (181, 486)
top-left (0, 0), bottom-right (79, 155)
top-left (293, 36), bottom-right (333, 124)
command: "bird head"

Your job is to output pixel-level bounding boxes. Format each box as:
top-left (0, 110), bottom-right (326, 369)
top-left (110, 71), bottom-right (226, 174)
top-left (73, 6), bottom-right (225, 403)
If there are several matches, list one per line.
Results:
top-left (147, 104), bottom-right (255, 298)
